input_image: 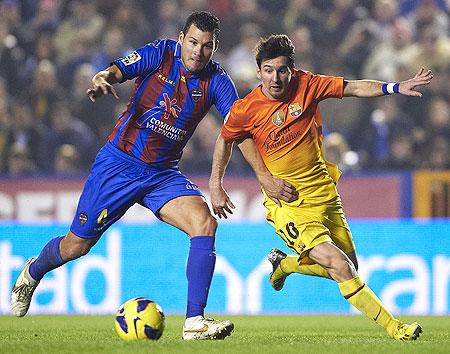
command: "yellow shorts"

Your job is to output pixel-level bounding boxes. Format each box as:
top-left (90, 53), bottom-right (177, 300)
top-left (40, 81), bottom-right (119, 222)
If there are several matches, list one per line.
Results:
top-left (264, 197), bottom-right (355, 261)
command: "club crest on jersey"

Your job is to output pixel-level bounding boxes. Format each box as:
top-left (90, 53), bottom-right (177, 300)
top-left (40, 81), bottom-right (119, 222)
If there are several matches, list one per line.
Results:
top-left (191, 88), bottom-right (202, 102)
top-left (121, 51), bottom-right (141, 66)
top-left (79, 212), bottom-right (88, 225)
top-left (271, 110), bottom-right (285, 126)
top-left (160, 92), bottom-right (181, 119)
top-left (288, 102), bottom-right (302, 117)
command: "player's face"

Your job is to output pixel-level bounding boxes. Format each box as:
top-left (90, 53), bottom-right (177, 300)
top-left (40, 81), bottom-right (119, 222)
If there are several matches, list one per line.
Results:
top-left (179, 24), bottom-right (217, 73)
top-left (257, 56), bottom-right (293, 100)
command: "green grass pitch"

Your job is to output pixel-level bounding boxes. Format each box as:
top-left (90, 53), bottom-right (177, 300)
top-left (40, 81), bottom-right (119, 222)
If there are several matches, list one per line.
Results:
top-left (1, 315), bottom-right (449, 354)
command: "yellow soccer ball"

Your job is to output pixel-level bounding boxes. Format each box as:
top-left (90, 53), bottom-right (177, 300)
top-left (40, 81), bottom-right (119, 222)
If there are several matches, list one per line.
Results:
top-left (114, 297), bottom-right (165, 341)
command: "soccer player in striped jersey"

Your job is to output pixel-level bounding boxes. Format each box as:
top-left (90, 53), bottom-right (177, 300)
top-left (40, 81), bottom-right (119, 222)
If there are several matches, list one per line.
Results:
top-left (209, 34), bottom-right (432, 341)
top-left (10, 12), bottom-right (295, 340)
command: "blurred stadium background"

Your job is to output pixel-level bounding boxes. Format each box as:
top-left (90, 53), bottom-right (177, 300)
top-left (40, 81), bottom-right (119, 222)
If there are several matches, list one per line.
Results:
top-left (0, 0), bottom-right (449, 316)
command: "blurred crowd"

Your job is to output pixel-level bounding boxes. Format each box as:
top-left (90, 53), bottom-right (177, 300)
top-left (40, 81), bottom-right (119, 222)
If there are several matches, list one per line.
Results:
top-left (0, 0), bottom-right (449, 177)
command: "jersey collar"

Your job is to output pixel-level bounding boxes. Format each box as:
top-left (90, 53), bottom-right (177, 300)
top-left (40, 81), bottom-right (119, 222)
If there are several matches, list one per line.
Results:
top-left (174, 41), bottom-right (181, 58)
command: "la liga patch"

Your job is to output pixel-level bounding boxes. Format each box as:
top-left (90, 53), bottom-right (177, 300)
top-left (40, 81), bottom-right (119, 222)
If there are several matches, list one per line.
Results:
top-left (121, 51), bottom-right (141, 66)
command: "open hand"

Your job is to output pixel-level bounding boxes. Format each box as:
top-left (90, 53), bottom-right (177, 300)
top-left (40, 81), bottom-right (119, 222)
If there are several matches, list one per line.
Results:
top-left (86, 78), bottom-right (119, 102)
top-left (399, 67), bottom-right (433, 97)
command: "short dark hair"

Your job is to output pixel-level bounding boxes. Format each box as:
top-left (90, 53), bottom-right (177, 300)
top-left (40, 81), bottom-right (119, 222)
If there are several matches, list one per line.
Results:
top-left (255, 34), bottom-right (295, 68)
top-left (182, 11), bottom-right (220, 41)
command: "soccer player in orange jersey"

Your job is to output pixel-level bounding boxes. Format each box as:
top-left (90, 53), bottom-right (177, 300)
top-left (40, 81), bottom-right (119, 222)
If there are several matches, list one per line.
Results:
top-left (209, 34), bottom-right (433, 341)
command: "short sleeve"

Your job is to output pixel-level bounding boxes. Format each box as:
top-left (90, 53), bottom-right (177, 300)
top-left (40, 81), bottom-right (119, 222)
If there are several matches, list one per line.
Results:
top-left (211, 69), bottom-right (239, 119)
top-left (112, 39), bottom-right (166, 82)
top-left (309, 74), bottom-right (344, 101)
top-left (221, 101), bottom-right (251, 142)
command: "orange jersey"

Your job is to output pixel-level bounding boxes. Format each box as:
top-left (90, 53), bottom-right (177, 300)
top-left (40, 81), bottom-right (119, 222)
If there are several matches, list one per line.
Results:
top-left (222, 69), bottom-right (344, 203)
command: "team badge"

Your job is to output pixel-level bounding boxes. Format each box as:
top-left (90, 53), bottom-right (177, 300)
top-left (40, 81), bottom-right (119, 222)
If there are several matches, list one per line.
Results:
top-left (121, 51), bottom-right (141, 66)
top-left (79, 212), bottom-right (88, 225)
top-left (297, 241), bottom-right (306, 251)
top-left (191, 89), bottom-right (202, 102)
top-left (271, 110), bottom-right (285, 126)
top-left (288, 102), bottom-right (302, 117)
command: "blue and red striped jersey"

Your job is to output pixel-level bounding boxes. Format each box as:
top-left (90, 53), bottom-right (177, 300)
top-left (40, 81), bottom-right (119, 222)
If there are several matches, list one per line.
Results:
top-left (108, 39), bottom-right (238, 168)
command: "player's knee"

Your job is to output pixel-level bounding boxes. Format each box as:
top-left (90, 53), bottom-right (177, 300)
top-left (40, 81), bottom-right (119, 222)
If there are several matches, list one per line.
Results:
top-left (65, 243), bottom-right (92, 260)
top-left (61, 234), bottom-right (94, 260)
top-left (321, 251), bottom-right (350, 273)
top-left (78, 243), bottom-right (93, 257)
top-left (202, 214), bottom-right (218, 235)
top-left (347, 253), bottom-right (358, 271)
top-left (333, 258), bottom-right (356, 278)
top-left (352, 258), bottom-right (359, 271)
top-left (191, 214), bottom-right (217, 236)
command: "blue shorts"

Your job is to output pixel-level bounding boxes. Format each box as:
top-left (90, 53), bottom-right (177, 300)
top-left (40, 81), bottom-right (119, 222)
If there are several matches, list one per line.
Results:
top-left (70, 143), bottom-right (203, 239)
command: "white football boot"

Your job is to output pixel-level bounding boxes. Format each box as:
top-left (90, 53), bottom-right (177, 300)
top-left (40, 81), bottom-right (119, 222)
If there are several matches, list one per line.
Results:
top-left (182, 315), bottom-right (234, 340)
top-left (11, 257), bottom-right (39, 317)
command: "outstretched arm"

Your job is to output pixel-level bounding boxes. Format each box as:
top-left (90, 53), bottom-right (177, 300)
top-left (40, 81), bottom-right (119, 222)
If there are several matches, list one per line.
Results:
top-left (343, 67), bottom-right (433, 98)
top-left (86, 64), bottom-right (123, 102)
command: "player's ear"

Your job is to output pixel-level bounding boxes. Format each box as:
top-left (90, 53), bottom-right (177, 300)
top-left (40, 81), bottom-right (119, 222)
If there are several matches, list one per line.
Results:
top-left (256, 66), bottom-right (261, 80)
top-left (214, 39), bottom-right (219, 52)
top-left (178, 31), bottom-right (185, 43)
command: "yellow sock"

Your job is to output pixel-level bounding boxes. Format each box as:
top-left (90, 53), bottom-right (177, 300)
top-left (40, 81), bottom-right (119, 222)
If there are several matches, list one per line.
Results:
top-left (281, 256), bottom-right (331, 279)
top-left (338, 276), bottom-right (398, 336)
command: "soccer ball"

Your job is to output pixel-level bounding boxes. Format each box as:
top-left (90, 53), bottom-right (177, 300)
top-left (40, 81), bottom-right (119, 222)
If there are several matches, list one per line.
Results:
top-left (114, 297), bottom-right (165, 341)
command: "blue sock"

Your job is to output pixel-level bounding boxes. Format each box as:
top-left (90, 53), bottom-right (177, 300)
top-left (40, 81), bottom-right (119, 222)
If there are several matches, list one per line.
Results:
top-left (186, 236), bottom-right (216, 318)
top-left (29, 236), bottom-right (65, 281)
